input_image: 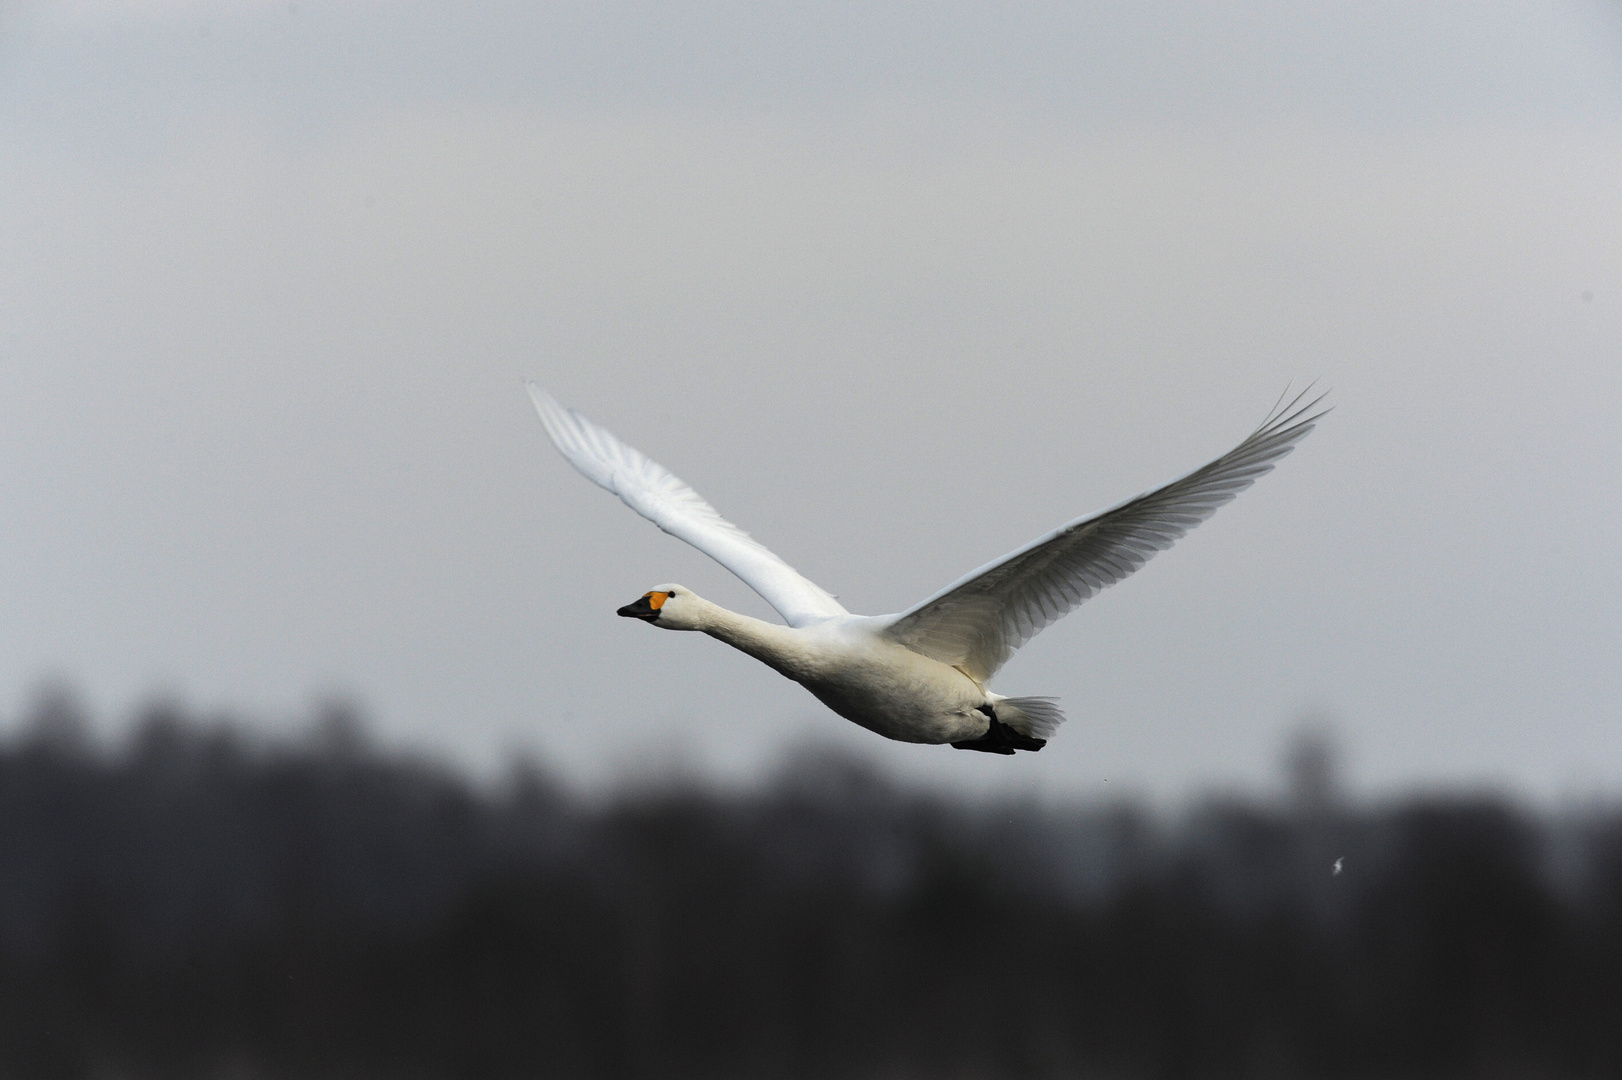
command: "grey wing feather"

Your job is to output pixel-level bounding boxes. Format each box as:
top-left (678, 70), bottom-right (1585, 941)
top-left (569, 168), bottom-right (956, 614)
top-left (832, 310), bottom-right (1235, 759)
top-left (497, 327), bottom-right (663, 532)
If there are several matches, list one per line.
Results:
top-left (882, 388), bottom-right (1328, 681)
top-left (528, 385), bottom-right (849, 627)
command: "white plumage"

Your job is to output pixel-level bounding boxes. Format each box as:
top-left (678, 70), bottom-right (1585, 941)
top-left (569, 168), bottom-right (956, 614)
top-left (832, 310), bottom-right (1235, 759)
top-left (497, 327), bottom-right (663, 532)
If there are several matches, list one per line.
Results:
top-left (528, 384), bottom-right (1325, 755)
top-left (531, 389), bottom-right (848, 627)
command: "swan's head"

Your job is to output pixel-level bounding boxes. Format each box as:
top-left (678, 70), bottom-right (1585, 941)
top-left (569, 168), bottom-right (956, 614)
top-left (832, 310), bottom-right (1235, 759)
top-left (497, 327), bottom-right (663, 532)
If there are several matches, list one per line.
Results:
top-left (616, 585), bottom-right (702, 630)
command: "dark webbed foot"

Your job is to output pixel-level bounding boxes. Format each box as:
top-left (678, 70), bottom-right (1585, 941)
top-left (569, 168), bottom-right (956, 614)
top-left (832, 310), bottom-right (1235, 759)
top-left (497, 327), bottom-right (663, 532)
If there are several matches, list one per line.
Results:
top-left (953, 739), bottom-right (1016, 755)
top-left (951, 704), bottom-right (1047, 755)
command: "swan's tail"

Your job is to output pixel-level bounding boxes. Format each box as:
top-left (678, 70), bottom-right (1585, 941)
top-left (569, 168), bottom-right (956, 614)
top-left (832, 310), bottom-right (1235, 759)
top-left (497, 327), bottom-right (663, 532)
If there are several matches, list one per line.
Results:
top-left (994, 696), bottom-right (1067, 742)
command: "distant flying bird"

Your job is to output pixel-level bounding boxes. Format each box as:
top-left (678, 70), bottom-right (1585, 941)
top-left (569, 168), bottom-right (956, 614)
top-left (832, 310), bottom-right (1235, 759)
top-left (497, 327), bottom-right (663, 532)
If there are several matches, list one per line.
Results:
top-left (1333, 857), bottom-right (1344, 876)
top-left (529, 385), bottom-right (1326, 755)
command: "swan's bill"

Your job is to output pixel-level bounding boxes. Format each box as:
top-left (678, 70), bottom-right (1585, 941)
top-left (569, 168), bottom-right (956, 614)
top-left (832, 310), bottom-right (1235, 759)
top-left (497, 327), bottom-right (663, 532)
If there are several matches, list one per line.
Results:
top-left (617, 591), bottom-right (668, 621)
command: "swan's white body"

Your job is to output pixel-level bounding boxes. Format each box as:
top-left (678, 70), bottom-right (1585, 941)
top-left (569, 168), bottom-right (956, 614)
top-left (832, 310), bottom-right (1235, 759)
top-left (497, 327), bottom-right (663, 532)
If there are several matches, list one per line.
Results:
top-left (654, 595), bottom-right (997, 744)
top-left (529, 385), bottom-right (1325, 754)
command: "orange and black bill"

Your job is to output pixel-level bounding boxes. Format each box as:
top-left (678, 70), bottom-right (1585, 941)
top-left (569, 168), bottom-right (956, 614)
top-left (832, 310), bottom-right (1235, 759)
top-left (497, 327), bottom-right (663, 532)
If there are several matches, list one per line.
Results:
top-left (617, 591), bottom-right (668, 620)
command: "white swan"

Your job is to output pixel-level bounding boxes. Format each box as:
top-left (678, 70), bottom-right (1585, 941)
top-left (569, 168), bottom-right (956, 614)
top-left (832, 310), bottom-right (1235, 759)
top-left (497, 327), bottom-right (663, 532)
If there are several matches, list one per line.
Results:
top-left (529, 385), bottom-right (1326, 755)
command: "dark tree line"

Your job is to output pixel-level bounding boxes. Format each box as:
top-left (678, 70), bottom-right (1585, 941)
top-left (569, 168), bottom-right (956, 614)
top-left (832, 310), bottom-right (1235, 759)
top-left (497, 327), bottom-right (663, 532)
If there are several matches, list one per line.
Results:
top-left (1, 693), bottom-right (1620, 1079)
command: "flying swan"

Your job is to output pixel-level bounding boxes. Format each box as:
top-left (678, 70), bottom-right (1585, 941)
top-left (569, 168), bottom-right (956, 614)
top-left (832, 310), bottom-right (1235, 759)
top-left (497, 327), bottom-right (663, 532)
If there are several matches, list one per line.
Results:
top-left (529, 385), bottom-right (1326, 755)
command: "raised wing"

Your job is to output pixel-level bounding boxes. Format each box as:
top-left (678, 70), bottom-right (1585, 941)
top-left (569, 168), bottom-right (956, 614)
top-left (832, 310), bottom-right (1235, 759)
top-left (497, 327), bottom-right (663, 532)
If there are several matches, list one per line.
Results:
top-left (882, 388), bottom-right (1327, 681)
top-left (528, 385), bottom-right (849, 627)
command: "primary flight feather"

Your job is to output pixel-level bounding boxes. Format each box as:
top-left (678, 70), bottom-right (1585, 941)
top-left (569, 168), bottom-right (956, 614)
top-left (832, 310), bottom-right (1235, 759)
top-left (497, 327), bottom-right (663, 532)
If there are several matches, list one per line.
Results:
top-left (529, 384), bottom-right (1326, 755)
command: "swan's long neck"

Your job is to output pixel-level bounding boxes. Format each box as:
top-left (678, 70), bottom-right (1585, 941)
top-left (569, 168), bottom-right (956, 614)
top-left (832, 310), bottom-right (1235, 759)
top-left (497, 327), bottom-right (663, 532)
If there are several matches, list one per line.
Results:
top-left (691, 597), bottom-right (812, 678)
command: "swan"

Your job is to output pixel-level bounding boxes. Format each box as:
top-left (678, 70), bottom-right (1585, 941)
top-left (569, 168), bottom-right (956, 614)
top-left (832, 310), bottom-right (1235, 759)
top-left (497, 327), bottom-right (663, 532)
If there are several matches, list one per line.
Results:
top-left (528, 385), bottom-right (1326, 755)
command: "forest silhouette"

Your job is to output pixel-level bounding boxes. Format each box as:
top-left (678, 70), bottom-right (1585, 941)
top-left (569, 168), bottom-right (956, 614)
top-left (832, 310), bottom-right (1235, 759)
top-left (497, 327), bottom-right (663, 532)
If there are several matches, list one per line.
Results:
top-left (1, 689), bottom-right (1618, 1079)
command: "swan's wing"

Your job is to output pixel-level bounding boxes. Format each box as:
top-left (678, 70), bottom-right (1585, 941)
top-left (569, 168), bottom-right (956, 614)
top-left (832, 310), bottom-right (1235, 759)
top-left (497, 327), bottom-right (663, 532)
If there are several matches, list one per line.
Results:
top-left (528, 385), bottom-right (849, 627)
top-left (882, 389), bottom-right (1328, 681)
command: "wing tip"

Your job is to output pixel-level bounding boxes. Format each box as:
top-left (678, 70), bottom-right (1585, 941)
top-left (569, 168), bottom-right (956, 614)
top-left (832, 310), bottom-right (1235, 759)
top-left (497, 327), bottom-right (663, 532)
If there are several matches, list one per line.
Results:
top-left (523, 383), bottom-right (626, 493)
top-left (1260, 382), bottom-right (1333, 437)
top-left (525, 384), bottom-right (602, 459)
top-left (525, 382), bottom-right (568, 430)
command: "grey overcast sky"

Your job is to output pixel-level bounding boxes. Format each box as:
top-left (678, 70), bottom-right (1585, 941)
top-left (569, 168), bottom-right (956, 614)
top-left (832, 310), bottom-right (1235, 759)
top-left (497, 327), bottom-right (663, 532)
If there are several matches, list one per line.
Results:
top-left (2, 0), bottom-right (1621, 801)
